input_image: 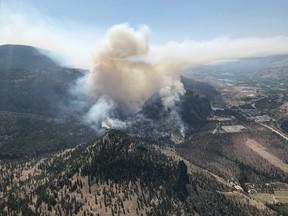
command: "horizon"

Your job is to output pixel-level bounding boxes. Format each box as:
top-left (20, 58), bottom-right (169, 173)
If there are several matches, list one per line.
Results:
top-left (1, 0), bottom-right (288, 68)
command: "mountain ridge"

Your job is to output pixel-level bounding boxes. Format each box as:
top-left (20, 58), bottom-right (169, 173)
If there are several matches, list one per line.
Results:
top-left (0, 44), bottom-right (96, 159)
top-left (0, 130), bottom-right (275, 215)
top-left (0, 44), bottom-right (60, 70)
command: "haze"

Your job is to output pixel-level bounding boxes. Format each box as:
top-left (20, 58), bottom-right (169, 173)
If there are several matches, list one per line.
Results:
top-left (0, 0), bottom-right (288, 68)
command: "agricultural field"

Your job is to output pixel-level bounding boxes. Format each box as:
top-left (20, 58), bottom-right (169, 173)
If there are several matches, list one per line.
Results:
top-left (253, 191), bottom-right (288, 204)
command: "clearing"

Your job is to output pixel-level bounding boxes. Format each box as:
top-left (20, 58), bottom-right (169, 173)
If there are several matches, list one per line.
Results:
top-left (222, 125), bottom-right (246, 133)
top-left (252, 191), bottom-right (288, 204)
top-left (246, 139), bottom-right (288, 173)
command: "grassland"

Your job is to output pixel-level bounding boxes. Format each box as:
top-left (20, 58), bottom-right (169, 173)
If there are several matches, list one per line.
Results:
top-left (252, 191), bottom-right (288, 204)
top-left (252, 188), bottom-right (288, 214)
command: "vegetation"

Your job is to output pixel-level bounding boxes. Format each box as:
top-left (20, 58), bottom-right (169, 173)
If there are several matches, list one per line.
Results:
top-left (0, 130), bottom-right (274, 215)
top-left (0, 45), bottom-right (96, 158)
top-left (0, 46), bottom-right (286, 215)
top-left (0, 112), bottom-right (95, 159)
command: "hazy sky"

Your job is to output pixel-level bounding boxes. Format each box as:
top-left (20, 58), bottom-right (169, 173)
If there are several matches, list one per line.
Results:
top-left (2, 0), bottom-right (288, 41)
top-left (1, 0), bottom-right (288, 68)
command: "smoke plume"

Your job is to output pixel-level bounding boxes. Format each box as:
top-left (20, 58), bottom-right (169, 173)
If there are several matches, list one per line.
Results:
top-left (77, 24), bottom-right (192, 134)
top-left (2, 2), bottom-right (288, 137)
top-left (71, 24), bottom-right (288, 135)
top-left (159, 80), bottom-right (186, 137)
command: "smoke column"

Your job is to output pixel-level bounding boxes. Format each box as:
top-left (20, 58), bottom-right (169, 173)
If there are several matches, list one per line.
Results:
top-left (74, 24), bottom-right (192, 134)
top-left (74, 23), bottom-right (288, 135)
top-left (85, 24), bottom-right (188, 116)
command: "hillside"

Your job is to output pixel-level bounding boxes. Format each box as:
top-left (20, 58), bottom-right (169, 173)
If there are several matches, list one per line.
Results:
top-left (0, 44), bottom-right (59, 70)
top-left (0, 44), bottom-right (95, 158)
top-left (139, 89), bottom-right (212, 124)
top-left (0, 45), bottom-right (82, 115)
top-left (254, 65), bottom-right (288, 81)
top-left (1, 44), bottom-right (287, 215)
top-left (128, 82), bottom-right (213, 144)
top-left (0, 44), bottom-right (219, 158)
top-left (0, 130), bottom-right (275, 216)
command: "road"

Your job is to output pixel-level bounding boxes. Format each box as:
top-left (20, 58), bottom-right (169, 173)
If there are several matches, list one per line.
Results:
top-left (258, 123), bottom-right (288, 142)
top-left (242, 111), bottom-right (288, 142)
top-left (273, 196), bottom-right (278, 203)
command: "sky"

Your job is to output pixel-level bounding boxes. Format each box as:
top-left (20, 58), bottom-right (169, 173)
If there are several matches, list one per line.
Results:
top-left (4, 0), bottom-right (288, 41)
top-left (0, 0), bottom-right (288, 68)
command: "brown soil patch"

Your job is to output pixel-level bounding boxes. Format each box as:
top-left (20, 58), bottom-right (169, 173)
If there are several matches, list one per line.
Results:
top-left (246, 139), bottom-right (288, 173)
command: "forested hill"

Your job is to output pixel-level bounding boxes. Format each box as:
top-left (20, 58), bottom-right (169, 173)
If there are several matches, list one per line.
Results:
top-left (0, 44), bottom-right (95, 159)
top-left (0, 130), bottom-right (275, 215)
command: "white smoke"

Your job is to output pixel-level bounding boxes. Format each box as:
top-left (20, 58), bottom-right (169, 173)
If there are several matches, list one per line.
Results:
top-left (77, 24), bottom-right (288, 135)
top-left (2, 1), bottom-right (288, 134)
top-left (78, 24), bottom-right (190, 133)
top-left (83, 96), bottom-right (114, 130)
top-left (85, 24), bottom-right (187, 113)
top-left (82, 96), bottom-right (126, 134)
top-left (159, 80), bottom-right (186, 136)
top-left (159, 80), bottom-right (186, 110)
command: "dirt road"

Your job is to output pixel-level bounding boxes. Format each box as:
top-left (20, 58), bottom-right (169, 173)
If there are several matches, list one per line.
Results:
top-left (259, 123), bottom-right (288, 142)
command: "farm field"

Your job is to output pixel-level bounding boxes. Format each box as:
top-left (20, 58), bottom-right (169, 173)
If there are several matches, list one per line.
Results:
top-left (252, 191), bottom-right (288, 204)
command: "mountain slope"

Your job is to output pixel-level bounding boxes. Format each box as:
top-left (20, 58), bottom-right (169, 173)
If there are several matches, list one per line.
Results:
top-left (128, 78), bottom-right (214, 144)
top-left (0, 130), bottom-right (275, 215)
top-left (0, 45), bottom-right (82, 115)
top-left (140, 86), bottom-right (213, 124)
top-left (181, 76), bottom-right (220, 100)
top-left (0, 44), bottom-right (59, 70)
top-left (0, 44), bottom-right (95, 158)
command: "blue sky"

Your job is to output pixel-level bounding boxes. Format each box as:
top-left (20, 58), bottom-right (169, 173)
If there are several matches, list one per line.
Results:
top-left (1, 0), bottom-right (288, 68)
top-left (7, 0), bottom-right (288, 42)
